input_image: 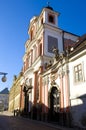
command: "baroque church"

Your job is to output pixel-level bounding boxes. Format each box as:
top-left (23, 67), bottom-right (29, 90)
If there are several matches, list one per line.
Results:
top-left (9, 5), bottom-right (86, 129)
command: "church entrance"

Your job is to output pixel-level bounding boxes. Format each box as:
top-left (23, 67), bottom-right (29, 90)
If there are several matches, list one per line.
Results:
top-left (49, 86), bottom-right (60, 122)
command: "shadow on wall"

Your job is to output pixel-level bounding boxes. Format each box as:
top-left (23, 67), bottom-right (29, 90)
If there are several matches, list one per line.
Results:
top-left (70, 94), bottom-right (86, 129)
top-left (19, 93), bottom-right (86, 129)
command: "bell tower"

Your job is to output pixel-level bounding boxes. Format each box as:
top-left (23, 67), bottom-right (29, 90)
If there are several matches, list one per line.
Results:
top-left (41, 4), bottom-right (60, 27)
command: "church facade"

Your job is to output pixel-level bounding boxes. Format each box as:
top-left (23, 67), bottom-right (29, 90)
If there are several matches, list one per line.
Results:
top-left (9, 5), bottom-right (86, 129)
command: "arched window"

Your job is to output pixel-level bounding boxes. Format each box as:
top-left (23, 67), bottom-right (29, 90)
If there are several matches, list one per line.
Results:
top-left (30, 26), bottom-right (35, 41)
top-left (31, 30), bottom-right (33, 41)
top-left (48, 14), bottom-right (55, 24)
top-left (41, 18), bottom-right (43, 24)
top-left (38, 43), bottom-right (42, 56)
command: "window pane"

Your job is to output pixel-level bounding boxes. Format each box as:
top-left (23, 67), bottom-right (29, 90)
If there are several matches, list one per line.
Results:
top-left (74, 64), bottom-right (83, 83)
top-left (78, 64), bottom-right (81, 70)
top-left (79, 71), bottom-right (82, 81)
top-left (75, 66), bottom-right (77, 71)
top-left (75, 72), bottom-right (78, 82)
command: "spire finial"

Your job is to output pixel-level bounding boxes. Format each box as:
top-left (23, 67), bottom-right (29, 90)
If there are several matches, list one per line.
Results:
top-left (46, 2), bottom-right (53, 10)
top-left (47, 1), bottom-right (50, 7)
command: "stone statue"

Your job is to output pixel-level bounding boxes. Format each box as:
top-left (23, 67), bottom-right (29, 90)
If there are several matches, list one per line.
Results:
top-left (53, 47), bottom-right (59, 60)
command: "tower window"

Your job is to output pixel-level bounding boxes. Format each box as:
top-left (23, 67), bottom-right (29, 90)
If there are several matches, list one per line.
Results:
top-left (48, 14), bottom-right (55, 24)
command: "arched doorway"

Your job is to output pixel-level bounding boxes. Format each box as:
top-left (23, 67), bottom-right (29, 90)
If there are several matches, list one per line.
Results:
top-left (49, 86), bottom-right (60, 122)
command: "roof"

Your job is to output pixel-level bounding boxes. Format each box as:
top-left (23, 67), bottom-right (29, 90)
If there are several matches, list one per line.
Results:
top-left (69, 34), bottom-right (86, 58)
top-left (74, 34), bottom-right (86, 48)
top-left (0, 88), bottom-right (9, 94)
top-left (45, 5), bottom-right (53, 10)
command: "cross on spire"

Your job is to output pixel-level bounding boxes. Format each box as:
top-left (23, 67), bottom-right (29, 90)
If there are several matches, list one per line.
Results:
top-left (47, 1), bottom-right (50, 7)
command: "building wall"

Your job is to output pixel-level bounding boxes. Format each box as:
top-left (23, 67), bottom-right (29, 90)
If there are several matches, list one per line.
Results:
top-left (69, 47), bottom-right (86, 128)
top-left (9, 72), bottom-right (23, 112)
top-left (9, 6), bottom-right (84, 128)
top-left (0, 94), bottom-right (9, 111)
top-left (20, 6), bottom-right (79, 119)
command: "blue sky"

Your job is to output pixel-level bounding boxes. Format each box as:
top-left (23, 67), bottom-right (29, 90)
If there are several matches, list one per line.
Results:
top-left (0, 0), bottom-right (86, 91)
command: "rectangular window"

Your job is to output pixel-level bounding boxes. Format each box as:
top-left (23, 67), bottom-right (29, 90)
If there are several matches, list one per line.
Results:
top-left (48, 14), bottom-right (55, 24)
top-left (48, 35), bottom-right (58, 53)
top-left (74, 64), bottom-right (83, 83)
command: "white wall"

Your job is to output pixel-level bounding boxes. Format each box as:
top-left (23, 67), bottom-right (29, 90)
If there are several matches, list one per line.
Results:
top-left (69, 51), bottom-right (86, 128)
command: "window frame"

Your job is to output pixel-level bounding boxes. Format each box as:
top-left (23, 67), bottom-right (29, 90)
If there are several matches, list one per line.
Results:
top-left (74, 63), bottom-right (83, 83)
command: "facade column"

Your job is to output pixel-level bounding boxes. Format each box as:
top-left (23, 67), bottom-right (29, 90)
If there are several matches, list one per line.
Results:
top-left (65, 71), bottom-right (70, 112)
top-left (41, 76), bottom-right (45, 121)
top-left (41, 76), bottom-right (48, 121)
top-left (65, 68), bottom-right (71, 127)
top-left (42, 78), bottom-right (44, 111)
top-left (34, 71), bottom-right (37, 105)
top-left (39, 66), bottom-right (43, 103)
top-left (44, 82), bottom-right (48, 121)
top-left (60, 75), bottom-right (64, 112)
top-left (59, 73), bottom-right (64, 126)
top-left (20, 85), bottom-right (22, 110)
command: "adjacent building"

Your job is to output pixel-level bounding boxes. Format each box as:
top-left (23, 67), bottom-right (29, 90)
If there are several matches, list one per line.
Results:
top-left (41, 34), bottom-right (86, 128)
top-left (9, 72), bottom-right (23, 112)
top-left (69, 34), bottom-right (86, 128)
top-left (0, 88), bottom-right (9, 111)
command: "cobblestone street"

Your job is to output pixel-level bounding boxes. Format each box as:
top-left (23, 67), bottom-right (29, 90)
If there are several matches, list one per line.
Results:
top-left (0, 111), bottom-right (74, 130)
